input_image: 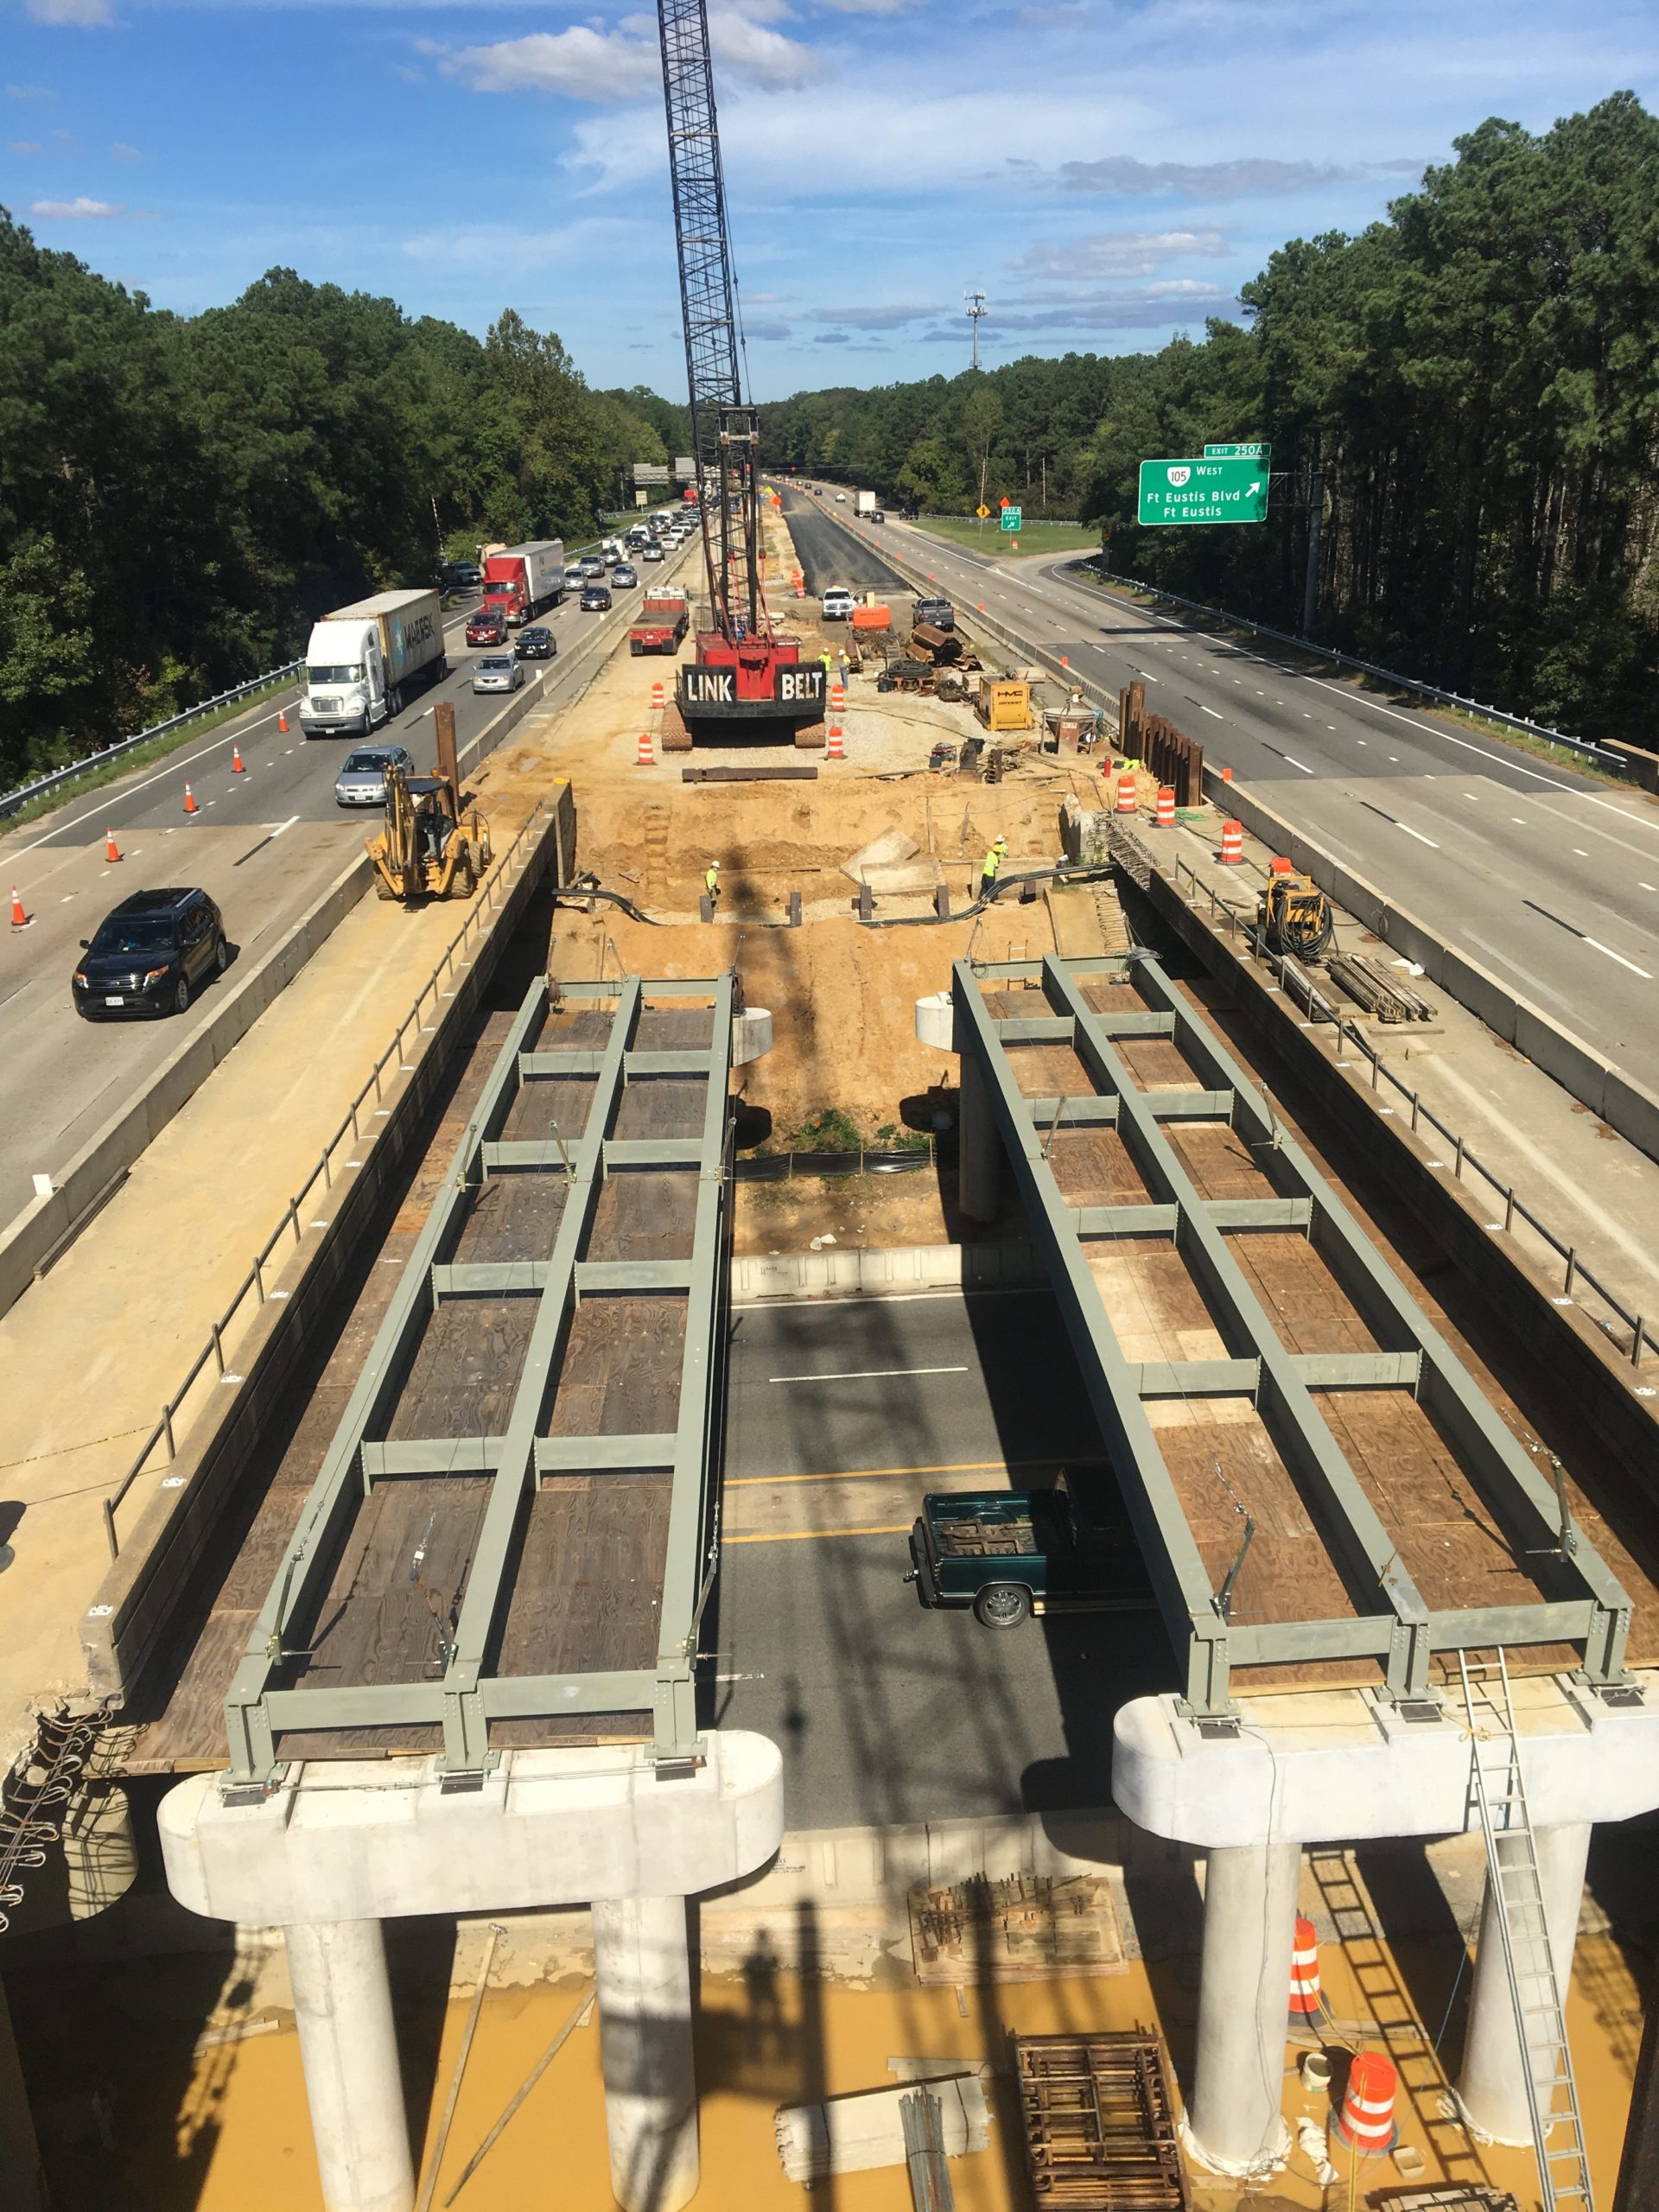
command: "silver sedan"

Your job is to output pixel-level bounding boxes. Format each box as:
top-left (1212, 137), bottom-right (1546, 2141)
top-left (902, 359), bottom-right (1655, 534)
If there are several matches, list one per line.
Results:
top-left (472, 654), bottom-right (524, 696)
top-left (334, 744), bottom-right (414, 807)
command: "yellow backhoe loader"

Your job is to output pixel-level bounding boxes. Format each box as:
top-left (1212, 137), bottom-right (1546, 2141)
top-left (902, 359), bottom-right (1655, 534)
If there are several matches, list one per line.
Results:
top-left (366, 764), bottom-right (492, 903)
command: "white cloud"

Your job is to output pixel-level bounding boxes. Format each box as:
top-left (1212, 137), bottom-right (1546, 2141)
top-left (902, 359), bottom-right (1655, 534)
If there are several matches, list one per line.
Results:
top-left (111, 140), bottom-right (143, 161)
top-left (23, 0), bottom-right (114, 23)
top-left (808, 302), bottom-right (944, 329)
top-left (6, 84), bottom-right (57, 99)
top-left (9, 140), bottom-right (43, 154)
top-left (30, 195), bottom-right (122, 217)
top-left (810, 0), bottom-right (923, 13)
top-left (402, 213), bottom-right (657, 271)
top-left (443, 6), bottom-right (818, 105)
top-left (1016, 229), bottom-right (1227, 277)
top-left (1059, 153), bottom-right (1382, 197)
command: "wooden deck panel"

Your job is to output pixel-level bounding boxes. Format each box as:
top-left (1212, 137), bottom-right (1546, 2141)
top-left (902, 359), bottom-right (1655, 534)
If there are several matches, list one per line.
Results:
top-left (611, 1075), bottom-right (707, 1142)
top-left (451, 1173), bottom-right (569, 1266)
top-left (501, 1075), bottom-right (597, 1143)
top-left (587, 1172), bottom-right (697, 1263)
top-left (385, 1297), bottom-right (536, 1440)
top-left (494, 1472), bottom-right (671, 1681)
top-left (1225, 1230), bottom-right (1381, 1359)
top-left (292, 1474), bottom-right (491, 1692)
top-left (546, 1296), bottom-right (689, 1440)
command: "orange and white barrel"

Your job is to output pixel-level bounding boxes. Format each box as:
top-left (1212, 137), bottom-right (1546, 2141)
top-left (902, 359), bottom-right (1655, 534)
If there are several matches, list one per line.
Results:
top-left (1334, 2052), bottom-right (1396, 2156)
top-left (1219, 821), bottom-right (1243, 865)
top-left (1154, 786), bottom-right (1175, 829)
top-left (1288, 1916), bottom-right (1321, 2019)
top-left (826, 724), bottom-right (844, 760)
top-left (1220, 764), bottom-right (1234, 782)
top-left (1115, 772), bottom-right (1137, 816)
top-left (636, 731), bottom-right (655, 767)
top-left (650, 680), bottom-right (665, 712)
top-left (1269, 854), bottom-right (1294, 877)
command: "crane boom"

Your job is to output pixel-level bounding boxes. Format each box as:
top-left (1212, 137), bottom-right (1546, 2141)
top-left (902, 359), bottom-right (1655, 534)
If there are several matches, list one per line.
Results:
top-left (657, 0), bottom-right (763, 641)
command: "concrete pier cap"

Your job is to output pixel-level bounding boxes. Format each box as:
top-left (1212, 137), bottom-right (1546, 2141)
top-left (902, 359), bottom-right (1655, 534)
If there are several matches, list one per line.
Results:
top-left (1113, 1672), bottom-right (1659, 1847)
top-left (159, 1730), bottom-right (784, 1926)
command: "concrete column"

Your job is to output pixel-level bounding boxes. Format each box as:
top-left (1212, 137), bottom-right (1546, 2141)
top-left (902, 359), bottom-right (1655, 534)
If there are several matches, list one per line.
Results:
top-left (1459, 1820), bottom-right (1592, 2146)
top-left (0, 1970), bottom-right (46, 2212)
top-left (285, 1920), bottom-right (415, 2212)
top-left (592, 1894), bottom-right (697, 2212)
top-left (1186, 1840), bottom-right (1300, 2173)
top-left (957, 1054), bottom-right (998, 1224)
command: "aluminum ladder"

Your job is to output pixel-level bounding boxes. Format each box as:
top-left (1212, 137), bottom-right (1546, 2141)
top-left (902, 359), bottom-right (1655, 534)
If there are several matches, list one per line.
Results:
top-left (1458, 1649), bottom-right (1595, 2212)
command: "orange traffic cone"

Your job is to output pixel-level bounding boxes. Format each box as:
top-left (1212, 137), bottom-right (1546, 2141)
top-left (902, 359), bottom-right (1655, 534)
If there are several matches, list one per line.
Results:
top-left (826, 724), bottom-right (844, 760)
top-left (231, 745), bottom-right (245, 773)
top-left (105, 826), bottom-right (122, 862)
top-left (183, 783), bottom-right (199, 815)
top-left (277, 709), bottom-right (289, 734)
top-left (9, 884), bottom-right (30, 931)
top-left (636, 731), bottom-right (655, 766)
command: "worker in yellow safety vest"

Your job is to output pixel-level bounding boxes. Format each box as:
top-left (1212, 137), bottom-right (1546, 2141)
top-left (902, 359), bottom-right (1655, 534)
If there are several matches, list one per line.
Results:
top-left (705, 861), bottom-right (721, 911)
top-left (979, 837), bottom-right (1007, 902)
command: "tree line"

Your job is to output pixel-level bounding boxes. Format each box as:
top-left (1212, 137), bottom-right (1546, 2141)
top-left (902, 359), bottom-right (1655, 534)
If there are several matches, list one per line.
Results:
top-left (0, 213), bottom-right (687, 787)
top-left (760, 93), bottom-right (1659, 745)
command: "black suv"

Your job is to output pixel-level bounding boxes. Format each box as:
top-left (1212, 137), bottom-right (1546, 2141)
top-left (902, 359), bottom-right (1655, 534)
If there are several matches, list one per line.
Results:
top-left (73, 887), bottom-right (228, 1020)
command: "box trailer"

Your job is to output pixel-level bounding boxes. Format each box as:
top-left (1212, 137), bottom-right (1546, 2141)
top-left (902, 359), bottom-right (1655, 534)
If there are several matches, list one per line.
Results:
top-left (299, 587), bottom-right (446, 739)
top-left (855, 490), bottom-right (877, 518)
top-left (480, 540), bottom-right (565, 626)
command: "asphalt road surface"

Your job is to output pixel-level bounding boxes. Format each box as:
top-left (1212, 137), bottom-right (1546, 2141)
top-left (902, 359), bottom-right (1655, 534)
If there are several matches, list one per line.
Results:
top-left (779, 488), bottom-right (909, 601)
top-left (0, 563), bottom-right (676, 1227)
top-left (797, 493), bottom-right (1659, 1096)
top-left (709, 1288), bottom-right (1172, 1830)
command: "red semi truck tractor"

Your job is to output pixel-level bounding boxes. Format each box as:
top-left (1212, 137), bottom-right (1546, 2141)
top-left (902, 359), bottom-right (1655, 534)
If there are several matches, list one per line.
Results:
top-left (629, 588), bottom-right (691, 656)
top-left (480, 539), bottom-right (564, 626)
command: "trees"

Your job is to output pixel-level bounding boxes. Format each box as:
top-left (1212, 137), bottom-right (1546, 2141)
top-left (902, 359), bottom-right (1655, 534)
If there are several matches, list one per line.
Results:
top-left (0, 216), bottom-right (680, 786)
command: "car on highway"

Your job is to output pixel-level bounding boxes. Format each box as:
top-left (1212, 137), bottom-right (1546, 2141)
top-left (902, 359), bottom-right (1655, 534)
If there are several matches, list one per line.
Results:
top-left (914, 597), bottom-right (956, 631)
top-left (73, 887), bottom-right (228, 1022)
top-left (466, 607), bottom-right (508, 647)
top-left (904, 1480), bottom-right (1148, 1628)
top-left (835, 492), bottom-right (847, 502)
top-left (578, 555), bottom-right (605, 580)
top-left (580, 582), bottom-right (613, 612)
top-left (869, 510), bottom-right (886, 524)
top-left (334, 743), bottom-right (415, 808)
top-left (642, 541), bottom-right (664, 563)
top-left (515, 625), bottom-right (557, 660)
top-left (452, 559), bottom-right (481, 587)
top-left (472, 653), bottom-right (524, 695)
top-left (563, 566), bottom-right (586, 598)
top-left (611, 563), bottom-right (638, 589)
top-left (821, 587), bottom-right (855, 621)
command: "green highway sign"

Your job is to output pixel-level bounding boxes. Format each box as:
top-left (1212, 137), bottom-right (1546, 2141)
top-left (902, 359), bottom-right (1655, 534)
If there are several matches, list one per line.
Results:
top-left (1204, 442), bottom-right (1271, 460)
top-left (1000, 505), bottom-right (1022, 531)
top-left (1138, 457), bottom-right (1269, 526)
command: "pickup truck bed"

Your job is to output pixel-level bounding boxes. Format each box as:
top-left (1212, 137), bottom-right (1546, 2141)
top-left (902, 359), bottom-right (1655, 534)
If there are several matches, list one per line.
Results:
top-left (907, 1486), bottom-right (1149, 1628)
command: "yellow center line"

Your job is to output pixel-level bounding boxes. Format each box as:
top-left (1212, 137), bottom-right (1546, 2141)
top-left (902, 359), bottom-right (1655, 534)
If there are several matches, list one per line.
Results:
top-left (724, 1524), bottom-right (914, 1545)
top-left (724, 1454), bottom-right (1103, 1490)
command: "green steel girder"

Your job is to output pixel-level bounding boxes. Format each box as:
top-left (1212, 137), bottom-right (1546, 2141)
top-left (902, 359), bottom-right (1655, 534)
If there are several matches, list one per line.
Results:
top-left (952, 950), bottom-right (1632, 1709)
top-left (223, 970), bottom-right (736, 1783)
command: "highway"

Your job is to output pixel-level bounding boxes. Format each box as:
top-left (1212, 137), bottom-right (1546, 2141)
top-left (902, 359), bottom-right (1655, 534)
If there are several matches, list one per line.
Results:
top-left (0, 564), bottom-right (669, 1228)
top-left (710, 1287), bottom-right (1170, 1830)
top-left (785, 487), bottom-right (1659, 1096)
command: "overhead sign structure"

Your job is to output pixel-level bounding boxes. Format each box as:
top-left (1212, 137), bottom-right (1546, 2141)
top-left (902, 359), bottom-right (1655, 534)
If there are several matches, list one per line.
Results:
top-left (1000, 506), bottom-right (1023, 532)
top-left (1137, 458), bottom-right (1269, 527)
top-left (1204, 442), bottom-right (1271, 461)
top-left (632, 463), bottom-right (671, 486)
top-left (673, 456), bottom-right (696, 480)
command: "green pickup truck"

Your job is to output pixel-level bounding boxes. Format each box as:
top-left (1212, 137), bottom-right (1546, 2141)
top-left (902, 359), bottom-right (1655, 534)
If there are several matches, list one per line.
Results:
top-left (904, 1482), bottom-right (1150, 1629)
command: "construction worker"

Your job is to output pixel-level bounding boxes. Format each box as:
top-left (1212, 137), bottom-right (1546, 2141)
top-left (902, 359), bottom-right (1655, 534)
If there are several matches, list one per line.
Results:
top-left (818, 648), bottom-right (832, 683)
top-left (979, 837), bottom-right (1007, 903)
top-left (705, 860), bottom-right (721, 912)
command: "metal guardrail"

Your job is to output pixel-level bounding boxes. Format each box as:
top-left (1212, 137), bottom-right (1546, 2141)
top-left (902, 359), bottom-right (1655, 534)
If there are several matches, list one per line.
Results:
top-left (1078, 562), bottom-right (1630, 775)
top-left (0, 663), bottom-right (305, 823)
top-left (99, 792), bottom-right (556, 1559)
top-left (1172, 855), bottom-right (1652, 1370)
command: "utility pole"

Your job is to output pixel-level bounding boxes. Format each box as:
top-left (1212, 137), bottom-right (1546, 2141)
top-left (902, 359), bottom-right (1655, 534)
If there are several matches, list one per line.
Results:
top-left (964, 287), bottom-right (986, 372)
top-left (1302, 468), bottom-right (1324, 638)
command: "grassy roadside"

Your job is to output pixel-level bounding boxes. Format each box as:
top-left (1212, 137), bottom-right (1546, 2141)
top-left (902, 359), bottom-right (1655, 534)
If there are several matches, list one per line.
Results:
top-left (1060, 563), bottom-right (1640, 790)
top-left (906, 517), bottom-right (1105, 557)
top-left (0, 672), bottom-right (300, 838)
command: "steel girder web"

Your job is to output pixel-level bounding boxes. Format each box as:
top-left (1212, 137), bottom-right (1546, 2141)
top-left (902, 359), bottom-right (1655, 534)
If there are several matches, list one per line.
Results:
top-left (223, 972), bottom-right (736, 1783)
top-left (951, 952), bottom-right (1630, 1713)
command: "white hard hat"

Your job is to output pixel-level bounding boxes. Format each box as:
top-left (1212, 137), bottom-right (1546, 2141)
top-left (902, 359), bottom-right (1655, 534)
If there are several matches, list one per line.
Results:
top-left (708, 859), bottom-right (719, 868)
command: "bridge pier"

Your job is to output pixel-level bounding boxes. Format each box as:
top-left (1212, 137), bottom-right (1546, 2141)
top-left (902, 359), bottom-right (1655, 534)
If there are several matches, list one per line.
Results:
top-left (1458, 1818), bottom-right (1592, 2145)
top-left (158, 1735), bottom-right (783, 2212)
top-left (1187, 1841), bottom-right (1299, 2172)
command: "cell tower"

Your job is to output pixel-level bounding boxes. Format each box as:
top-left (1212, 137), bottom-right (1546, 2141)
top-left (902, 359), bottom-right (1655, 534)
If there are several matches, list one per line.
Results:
top-left (965, 287), bottom-right (987, 371)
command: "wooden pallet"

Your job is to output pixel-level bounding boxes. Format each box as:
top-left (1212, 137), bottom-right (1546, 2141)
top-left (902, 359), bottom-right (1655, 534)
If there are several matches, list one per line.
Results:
top-left (911, 1874), bottom-right (1126, 1985)
top-left (1012, 2030), bottom-right (1190, 2209)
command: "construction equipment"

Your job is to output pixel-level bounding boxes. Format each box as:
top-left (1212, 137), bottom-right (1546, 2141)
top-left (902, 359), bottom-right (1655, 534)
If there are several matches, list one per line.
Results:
top-left (654, 0), bottom-right (827, 747)
top-left (1257, 867), bottom-right (1333, 959)
top-left (975, 678), bottom-right (1034, 734)
top-left (366, 765), bottom-right (492, 904)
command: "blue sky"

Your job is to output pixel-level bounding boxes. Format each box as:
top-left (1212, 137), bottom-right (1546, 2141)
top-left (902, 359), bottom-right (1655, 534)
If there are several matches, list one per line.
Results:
top-left (4, 0), bottom-right (1658, 401)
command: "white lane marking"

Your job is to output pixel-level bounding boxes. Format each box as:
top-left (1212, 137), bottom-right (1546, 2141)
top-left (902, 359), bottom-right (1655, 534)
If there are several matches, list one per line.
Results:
top-left (1357, 740), bottom-right (1367, 747)
top-left (1398, 823), bottom-right (1440, 848)
top-left (1282, 755), bottom-right (1314, 774)
top-left (1643, 883), bottom-right (1658, 893)
top-left (1584, 938), bottom-right (1654, 979)
top-left (1388, 753), bottom-right (1399, 761)
top-left (768, 1364), bottom-right (969, 1384)
top-left (1198, 703), bottom-right (1223, 719)
top-left (269, 816), bottom-right (299, 838)
top-left (1573, 848), bottom-right (1589, 857)
top-left (1464, 793), bottom-right (1481, 802)
top-left (1512, 817), bottom-right (1525, 823)
top-left (1464, 929), bottom-right (1563, 1005)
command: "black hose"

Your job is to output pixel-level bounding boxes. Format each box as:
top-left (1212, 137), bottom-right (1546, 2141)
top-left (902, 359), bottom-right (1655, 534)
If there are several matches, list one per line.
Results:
top-left (856, 859), bottom-right (1120, 927)
top-left (550, 878), bottom-right (664, 924)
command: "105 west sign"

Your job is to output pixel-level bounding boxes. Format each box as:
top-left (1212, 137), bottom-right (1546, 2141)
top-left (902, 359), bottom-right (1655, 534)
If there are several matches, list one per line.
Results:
top-left (1137, 457), bottom-right (1270, 526)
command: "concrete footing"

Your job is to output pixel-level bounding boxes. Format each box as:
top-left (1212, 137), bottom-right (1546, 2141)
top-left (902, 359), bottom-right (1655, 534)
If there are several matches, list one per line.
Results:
top-left (593, 1897), bottom-right (698, 2212)
top-left (1186, 1841), bottom-right (1298, 2173)
top-left (1459, 1819), bottom-right (1592, 2145)
top-left (286, 1920), bottom-right (415, 2212)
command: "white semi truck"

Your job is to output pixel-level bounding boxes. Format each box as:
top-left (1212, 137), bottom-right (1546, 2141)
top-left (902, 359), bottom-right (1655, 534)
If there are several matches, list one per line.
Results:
top-left (855, 489), bottom-right (877, 518)
top-left (299, 588), bottom-right (447, 739)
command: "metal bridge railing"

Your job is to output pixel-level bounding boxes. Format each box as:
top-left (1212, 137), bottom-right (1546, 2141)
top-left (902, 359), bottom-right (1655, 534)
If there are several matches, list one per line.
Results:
top-left (99, 794), bottom-right (556, 1560)
top-left (1173, 855), bottom-right (1652, 1371)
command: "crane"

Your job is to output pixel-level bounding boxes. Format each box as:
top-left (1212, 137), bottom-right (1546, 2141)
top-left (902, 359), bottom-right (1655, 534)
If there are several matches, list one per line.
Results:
top-left (654, 0), bottom-right (828, 749)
